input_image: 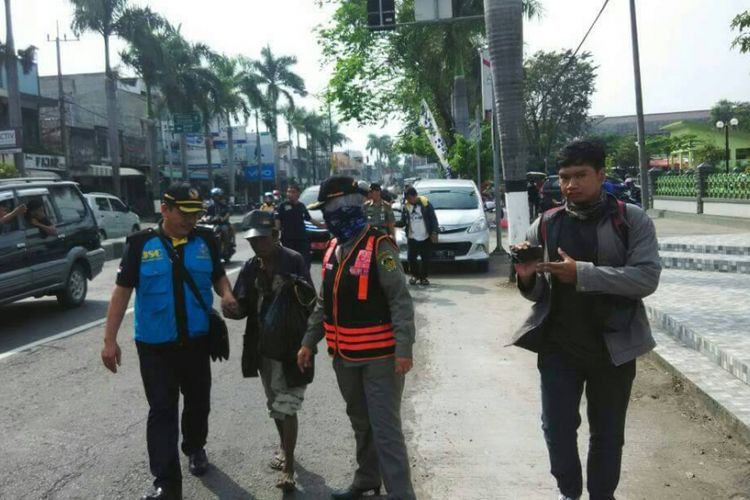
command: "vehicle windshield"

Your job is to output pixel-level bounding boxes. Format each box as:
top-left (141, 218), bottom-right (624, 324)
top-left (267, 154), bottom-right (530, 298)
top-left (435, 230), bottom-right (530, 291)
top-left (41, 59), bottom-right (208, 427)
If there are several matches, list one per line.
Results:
top-left (420, 188), bottom-right (479, 210)
top-left (299, 186), bottom-right (319, 206)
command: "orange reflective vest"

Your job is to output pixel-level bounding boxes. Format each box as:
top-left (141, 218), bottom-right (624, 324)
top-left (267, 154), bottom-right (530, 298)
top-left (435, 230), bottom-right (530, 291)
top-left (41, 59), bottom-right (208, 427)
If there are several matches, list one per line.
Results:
top-left (321, 227), bottom-right (396, 361)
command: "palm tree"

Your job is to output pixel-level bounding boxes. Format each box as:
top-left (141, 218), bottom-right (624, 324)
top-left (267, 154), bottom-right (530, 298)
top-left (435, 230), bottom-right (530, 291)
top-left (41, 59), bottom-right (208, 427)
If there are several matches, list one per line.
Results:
top-left (118, 7), bottom-right (169, 203)
top-left (70, 0), bottom-right (131, 197)
top-left (303, 112), bottom-right (325, 184)
top-left (250, 46), bottom-right (307, 187)
top-left (238, 65), bottom-right (268, 195)
top-left (319, 119), bottom-right (349, 175)
top-left (484, 0), bottom-right (528, 245)
top-left (210, 54), bottom-right (251, 197)
top-left (281, 105), bottom-right (310, 183)
top-left (366, 134), bottom-right (393, 180)
top-left (158, 33), bottom-right (217, 183)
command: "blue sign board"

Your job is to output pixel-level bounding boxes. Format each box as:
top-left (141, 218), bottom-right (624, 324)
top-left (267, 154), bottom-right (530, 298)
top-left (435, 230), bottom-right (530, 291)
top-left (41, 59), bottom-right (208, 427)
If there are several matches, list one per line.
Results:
top-left (244, 164), bottom-right (275, 181)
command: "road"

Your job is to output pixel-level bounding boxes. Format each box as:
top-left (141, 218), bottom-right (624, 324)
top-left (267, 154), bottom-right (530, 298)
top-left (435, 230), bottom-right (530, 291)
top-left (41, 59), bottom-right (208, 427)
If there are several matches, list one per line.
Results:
top-left (1, 241), bottom-right (749, 499)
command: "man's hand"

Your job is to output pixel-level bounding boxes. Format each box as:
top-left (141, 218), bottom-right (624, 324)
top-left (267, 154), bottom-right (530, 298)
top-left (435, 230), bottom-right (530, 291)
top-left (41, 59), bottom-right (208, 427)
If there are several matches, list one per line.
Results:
top-left (430, 233), bottom-right (438, 244)
top-left (221, 292), bottom-right (239, 318)
top-left (13, 204), bottom-right (26, 217)
top-left (101, 341), bottom-right (122, 373)
top-left (395, 357), bottom-right (413, 375)
top-left (510, 241), bottom-right (542, 284)
top-left (297, 346), bottom-right (314, 372)
top-left (537, 248), bottom-right (577, 284)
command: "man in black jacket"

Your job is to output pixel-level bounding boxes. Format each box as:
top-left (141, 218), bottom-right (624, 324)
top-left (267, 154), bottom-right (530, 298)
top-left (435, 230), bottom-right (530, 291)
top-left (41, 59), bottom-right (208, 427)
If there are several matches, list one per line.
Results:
top-left (400, 187), bottom-right (439, 286)
top-left (227, 210), bottom-right (312, 492)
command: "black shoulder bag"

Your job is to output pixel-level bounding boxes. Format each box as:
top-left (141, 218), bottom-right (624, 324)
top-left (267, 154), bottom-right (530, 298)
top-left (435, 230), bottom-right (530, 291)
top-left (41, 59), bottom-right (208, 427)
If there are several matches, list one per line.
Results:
top-left (157, 234), bottom-right (230, 362)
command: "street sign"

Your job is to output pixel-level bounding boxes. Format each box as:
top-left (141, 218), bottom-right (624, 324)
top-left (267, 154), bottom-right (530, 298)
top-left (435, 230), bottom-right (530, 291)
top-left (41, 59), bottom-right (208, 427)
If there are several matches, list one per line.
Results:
top-left (172, 113), bottom-right (202, 134)
top-left (0, 129), bottom-right (21, 153)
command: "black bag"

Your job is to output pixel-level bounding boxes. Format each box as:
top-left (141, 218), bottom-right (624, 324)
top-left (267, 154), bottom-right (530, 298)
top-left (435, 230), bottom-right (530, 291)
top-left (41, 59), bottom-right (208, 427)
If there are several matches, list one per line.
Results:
top-left (260, 274), bottom-right (316, 362)
top-left (158, 234), bottom-right (230, 362)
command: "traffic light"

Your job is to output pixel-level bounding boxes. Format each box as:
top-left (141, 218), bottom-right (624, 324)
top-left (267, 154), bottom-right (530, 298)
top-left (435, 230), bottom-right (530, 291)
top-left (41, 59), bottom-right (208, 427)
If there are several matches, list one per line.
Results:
top-left (367, 0), bottom-right (396, 30)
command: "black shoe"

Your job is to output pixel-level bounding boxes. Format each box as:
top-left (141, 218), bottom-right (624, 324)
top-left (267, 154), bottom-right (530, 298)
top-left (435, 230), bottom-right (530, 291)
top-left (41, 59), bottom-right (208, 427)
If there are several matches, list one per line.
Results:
top-left (188, 449), bottom-right (209, 476)
top-left (141, 487), bottom-right (181, 500)
top-left (419, 278), bottom-right (430, 286)
top-left (331, 485), bottom-right (382, 499)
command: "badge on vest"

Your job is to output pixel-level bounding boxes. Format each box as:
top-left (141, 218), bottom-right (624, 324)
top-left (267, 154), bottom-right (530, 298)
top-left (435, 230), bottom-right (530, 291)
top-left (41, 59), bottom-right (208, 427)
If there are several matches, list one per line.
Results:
top-left (142, 249), bottom-right (163, 261)
top-left (350, 249), bottom-right (372, 276)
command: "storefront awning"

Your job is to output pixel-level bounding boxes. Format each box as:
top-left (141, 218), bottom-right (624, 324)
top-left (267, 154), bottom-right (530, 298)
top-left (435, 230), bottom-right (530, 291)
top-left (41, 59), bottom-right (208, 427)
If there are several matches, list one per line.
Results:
top-left (79, 165), bottom-right (145, 177)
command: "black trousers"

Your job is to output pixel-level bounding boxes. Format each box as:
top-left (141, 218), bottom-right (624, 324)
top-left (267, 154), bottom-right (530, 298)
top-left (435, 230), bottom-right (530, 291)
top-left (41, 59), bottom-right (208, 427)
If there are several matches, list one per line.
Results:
top-left (137, 341), bottom-right (211, 491)
top-left (282, 237), bottom-right (312, 270)
top-left (407, 238), bottom-right (432, 279)
top-left (538, 349), bottom-right (636, 500)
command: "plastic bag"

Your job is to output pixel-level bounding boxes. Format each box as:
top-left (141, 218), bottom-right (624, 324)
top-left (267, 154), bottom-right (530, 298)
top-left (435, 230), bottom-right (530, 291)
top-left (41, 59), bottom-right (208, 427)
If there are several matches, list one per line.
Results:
top-left (260, 275), bottom-right (316, 361)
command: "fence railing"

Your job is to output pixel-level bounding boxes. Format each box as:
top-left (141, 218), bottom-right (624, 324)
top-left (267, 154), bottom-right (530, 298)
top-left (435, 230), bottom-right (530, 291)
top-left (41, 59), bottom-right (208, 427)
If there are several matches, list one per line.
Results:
top-left (653, 171), bottom-right (750, 200)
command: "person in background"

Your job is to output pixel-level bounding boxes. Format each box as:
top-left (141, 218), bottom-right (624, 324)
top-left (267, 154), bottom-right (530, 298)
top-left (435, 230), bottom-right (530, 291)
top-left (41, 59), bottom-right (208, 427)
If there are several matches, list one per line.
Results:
top-left (399, 187), bottom-right (438, 286)
top-left (25, 199), bottom-right (57, 237)
top-left (0, 200), bottom-right (25, 232)
top-left (364, 183), bottom-right (395, 238)
top-left (227, 210), bottom-right (313, 493)
top-left (260, 192), bottom-right (276, 213)
top-left (275, 184), bottom-right (322, 270)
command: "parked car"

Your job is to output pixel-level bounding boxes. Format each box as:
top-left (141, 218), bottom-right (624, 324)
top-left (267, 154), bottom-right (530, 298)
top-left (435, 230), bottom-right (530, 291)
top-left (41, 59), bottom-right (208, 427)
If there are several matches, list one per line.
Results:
top-left (394, 179), bottom-right (490, 272)
top-left (299, 185), bottom-right (332, 255)
top-left (0, 178), bottom-right (106, 307)
top-left (83, 192), bottom-right (141, 240)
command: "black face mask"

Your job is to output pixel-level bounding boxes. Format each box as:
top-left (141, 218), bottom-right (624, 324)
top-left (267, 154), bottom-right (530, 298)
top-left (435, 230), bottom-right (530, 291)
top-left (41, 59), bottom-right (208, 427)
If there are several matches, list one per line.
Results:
top-left (324, 206), bottom-right (367, 242)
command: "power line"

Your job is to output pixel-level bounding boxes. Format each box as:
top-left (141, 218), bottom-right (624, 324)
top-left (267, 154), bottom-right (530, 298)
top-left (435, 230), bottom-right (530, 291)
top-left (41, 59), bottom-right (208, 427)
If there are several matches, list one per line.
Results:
top-left (537, 0), bottom-right (611, 106)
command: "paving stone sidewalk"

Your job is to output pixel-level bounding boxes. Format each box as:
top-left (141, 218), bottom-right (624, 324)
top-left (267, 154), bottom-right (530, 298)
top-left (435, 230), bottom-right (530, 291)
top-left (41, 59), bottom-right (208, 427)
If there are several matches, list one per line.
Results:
top-left (645, 270), bottom-right (750, 385)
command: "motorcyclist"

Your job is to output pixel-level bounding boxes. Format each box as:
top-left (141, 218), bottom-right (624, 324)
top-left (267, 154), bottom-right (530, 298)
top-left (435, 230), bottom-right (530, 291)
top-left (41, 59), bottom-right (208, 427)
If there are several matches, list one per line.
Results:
top-left (205, 188), bottom-right (235, 250)
top-left (260, 192), bottom-right (276, 213)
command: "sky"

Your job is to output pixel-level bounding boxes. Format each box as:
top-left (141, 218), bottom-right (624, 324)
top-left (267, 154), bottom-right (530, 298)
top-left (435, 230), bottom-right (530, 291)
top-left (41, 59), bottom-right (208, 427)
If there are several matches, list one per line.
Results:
top-left (4, 0), bottom-right (750, 156)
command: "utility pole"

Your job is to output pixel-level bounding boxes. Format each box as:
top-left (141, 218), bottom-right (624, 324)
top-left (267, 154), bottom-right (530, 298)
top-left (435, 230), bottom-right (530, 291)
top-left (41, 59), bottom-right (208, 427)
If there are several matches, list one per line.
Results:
top-left (475, 106), bottom-right (482, 189)
top-left (629, 0), bottom-right (650, 210)
top-left (327, 99), bottom-right (335, 176)
top-left (47, 22), bottom-right (78, 180)
top-left (4, 0), bottom-right (24, 176)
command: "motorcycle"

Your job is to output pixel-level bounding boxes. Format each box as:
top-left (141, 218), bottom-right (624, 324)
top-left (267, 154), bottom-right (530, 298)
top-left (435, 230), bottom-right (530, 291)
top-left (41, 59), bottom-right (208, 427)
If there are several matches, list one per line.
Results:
top-left (198, 215), bottom-right (236, 263)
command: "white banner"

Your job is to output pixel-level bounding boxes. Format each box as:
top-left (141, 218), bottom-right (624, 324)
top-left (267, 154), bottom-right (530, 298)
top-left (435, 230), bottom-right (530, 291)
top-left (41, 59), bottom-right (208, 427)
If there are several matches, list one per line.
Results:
top-left (479, 48), bottom-right (494, 113)
top-left (419, 100), bottom-right (450, 170)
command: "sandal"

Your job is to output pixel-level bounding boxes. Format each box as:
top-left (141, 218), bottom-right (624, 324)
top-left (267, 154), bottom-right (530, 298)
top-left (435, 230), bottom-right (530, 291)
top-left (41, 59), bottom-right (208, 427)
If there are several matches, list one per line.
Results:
top-left (276, 474), bottom-right (296, 492)
top-left (269, 454), bottom-right (285, 471)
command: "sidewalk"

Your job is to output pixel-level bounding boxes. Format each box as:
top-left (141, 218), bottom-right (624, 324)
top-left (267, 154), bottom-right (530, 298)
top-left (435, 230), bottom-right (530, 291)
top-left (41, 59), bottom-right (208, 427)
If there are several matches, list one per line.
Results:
top-left (405, 255), bottom-right (750, 499)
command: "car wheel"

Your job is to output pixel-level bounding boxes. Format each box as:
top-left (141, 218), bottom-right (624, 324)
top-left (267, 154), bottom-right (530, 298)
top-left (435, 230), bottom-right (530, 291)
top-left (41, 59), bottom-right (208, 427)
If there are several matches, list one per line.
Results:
top-left (57, 263), bottom-right (88, 308)
top-left (99, 229), bottom-right (107, 241)
top-left (476, 260), bottom-right (489, 273)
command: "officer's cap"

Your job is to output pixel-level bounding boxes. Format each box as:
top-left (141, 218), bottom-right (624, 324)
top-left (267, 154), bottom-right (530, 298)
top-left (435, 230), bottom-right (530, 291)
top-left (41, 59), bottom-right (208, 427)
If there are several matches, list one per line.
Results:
top-left (243, 210), bottom-right (275, 239)
top-left (163, 182), bottom-right (204, 213)
top-left (308, 176), bottom-right (369, 210)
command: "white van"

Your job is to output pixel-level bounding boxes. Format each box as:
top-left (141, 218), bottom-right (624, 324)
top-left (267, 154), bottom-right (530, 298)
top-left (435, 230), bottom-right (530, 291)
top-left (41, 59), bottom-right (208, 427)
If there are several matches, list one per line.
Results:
top-left (83, 193), bottom-right (141, 240)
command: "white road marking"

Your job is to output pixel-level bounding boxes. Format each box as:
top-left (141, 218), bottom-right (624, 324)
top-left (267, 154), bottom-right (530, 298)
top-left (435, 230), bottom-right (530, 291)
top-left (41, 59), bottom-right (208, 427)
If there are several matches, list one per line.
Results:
top-left (0, 267), bottom-right (242, 362)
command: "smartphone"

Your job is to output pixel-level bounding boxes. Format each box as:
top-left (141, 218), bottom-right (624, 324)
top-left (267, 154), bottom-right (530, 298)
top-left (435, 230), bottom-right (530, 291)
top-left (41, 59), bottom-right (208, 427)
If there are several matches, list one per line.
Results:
top-left (511, 245), bottom-right (544, 263)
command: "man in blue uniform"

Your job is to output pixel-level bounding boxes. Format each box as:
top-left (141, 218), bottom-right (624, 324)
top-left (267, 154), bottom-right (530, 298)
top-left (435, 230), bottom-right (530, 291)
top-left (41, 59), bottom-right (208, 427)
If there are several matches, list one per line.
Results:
top-left (101, 182), bottom-right (238, 500)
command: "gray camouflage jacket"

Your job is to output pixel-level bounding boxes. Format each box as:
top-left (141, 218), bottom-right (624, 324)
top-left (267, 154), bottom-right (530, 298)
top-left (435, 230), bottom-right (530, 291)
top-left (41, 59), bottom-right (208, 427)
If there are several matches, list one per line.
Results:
top-left (512, 203), bottom-right (662, 366)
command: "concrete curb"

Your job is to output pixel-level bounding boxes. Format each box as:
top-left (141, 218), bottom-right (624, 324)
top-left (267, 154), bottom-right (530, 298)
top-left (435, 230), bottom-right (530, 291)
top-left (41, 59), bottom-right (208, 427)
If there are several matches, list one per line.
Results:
top-left (646, 340), bottom-right (750, 447)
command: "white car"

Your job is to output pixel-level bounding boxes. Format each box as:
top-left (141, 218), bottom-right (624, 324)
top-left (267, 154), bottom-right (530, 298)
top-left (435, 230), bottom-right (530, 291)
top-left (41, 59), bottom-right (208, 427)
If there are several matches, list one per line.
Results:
top-left (84, 192), bottom-right (141, 240)
top-left (394, 179), bottom-right (490, 272)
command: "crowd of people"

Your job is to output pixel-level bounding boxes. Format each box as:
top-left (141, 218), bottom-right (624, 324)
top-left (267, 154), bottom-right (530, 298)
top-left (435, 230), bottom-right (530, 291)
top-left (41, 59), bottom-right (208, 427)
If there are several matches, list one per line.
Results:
top-left (99, 138), bottom-right (661, 500)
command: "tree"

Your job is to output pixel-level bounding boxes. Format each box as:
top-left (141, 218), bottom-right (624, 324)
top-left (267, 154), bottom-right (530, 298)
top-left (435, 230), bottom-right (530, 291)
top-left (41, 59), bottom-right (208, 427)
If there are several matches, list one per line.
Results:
top-left (118, 7), bottom-right (169, 203)
top-left (710, 99), bottom-right (750, 132)
top-left (524, 50), bottom-right (597, 170)
top-left (282, 106), bottom-right (310, 183)
top-left (485, 0), bottom-right (527, 246)
top-left (70, 0), bottom-right (131, 197)
top-left (210, 55), bottom-right (251, 197)
top-left (303, 112), bottom-right (326, 183)
top-left (731, 10), bottom-right (750, 54)
top-left (319, 119), bottom-right (349, 174)
top-left (250, 46), bottom-right (307, 187)
top-left (318, 0), bottom-right (541, 145)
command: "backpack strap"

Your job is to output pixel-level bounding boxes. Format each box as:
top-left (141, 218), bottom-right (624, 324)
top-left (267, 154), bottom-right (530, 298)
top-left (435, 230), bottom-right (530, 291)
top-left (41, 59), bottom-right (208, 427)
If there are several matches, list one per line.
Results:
top-left (539, 206), bottom-right (566, 245)
top-left (321, 238), bottom-right (338, 279)
top-left (611, 200), bottom-right (629, 249)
